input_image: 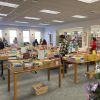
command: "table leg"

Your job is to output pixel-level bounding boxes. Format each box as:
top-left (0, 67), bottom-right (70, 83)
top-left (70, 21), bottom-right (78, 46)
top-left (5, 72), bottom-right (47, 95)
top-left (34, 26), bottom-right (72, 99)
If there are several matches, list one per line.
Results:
top-left (94, 61), bottom-right (96, 70)
top-left (8, 69), bottom-right (10, 91)
top-left (59, 65), bottom-right (61, 87)
top-left (48, 68), bottom-right (50, 80)
top-left (14, 73), bottom-right (17, 100)
top-left (1, 61), bottom-right (3, 76)
top-left (63, 60), bottom-right (65, 78)
top-left (74, 64), bottom-right (77, 84)
top-left (87, 62), bottom-right (89, 72)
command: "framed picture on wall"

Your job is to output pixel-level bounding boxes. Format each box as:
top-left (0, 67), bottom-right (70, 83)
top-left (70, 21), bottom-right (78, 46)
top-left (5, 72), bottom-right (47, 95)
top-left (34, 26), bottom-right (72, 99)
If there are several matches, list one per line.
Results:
top-left (19, 33), bottom-right (21, 35)
top-left (5, 33), bottom-right (7, 36)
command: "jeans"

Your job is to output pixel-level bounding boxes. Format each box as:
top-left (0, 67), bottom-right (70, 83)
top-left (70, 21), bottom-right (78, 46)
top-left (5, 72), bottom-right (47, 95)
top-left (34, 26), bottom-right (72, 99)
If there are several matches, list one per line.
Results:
top-left (61, 57), bottom-right (67, 72)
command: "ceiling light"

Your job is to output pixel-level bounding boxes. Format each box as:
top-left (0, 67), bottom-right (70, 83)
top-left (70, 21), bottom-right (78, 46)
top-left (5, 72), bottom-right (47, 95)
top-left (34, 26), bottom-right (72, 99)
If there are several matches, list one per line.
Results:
top-left (39, 23), bottom-right (49, 26)
top-left (72, 15), bottom-right (87, 18)
top-left (9, 24), bottom-right (20, 26)
top-left (78, 0), bottom-right (99, 4)
top-left (0, 17), bottom-right (3, 19)
top-left (39, 9), bottom-right (61, 14)
top-left (24, 16), bottom-right (41, 20)
top-left (30, 26), bottom-right (38, 27)
top-left (0, 13), bottom-right (7, 16)
top-left (52, 20), bottom-right (65, 23)
top-left (91, 31), bottom-right (94, 33)
top-left (0, 1), bottom-right (19, 8)
top-left (32, 0), bottom-right (38, 2)
top-left (15, 21), bottom-right (28, 23)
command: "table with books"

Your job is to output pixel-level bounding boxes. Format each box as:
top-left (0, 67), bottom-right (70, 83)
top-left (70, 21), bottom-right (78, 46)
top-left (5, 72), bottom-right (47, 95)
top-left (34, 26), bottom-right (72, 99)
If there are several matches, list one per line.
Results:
top-left (62, 54), bottom-right (90, 84)
top-left (6, 58), bottom-right (61, 100)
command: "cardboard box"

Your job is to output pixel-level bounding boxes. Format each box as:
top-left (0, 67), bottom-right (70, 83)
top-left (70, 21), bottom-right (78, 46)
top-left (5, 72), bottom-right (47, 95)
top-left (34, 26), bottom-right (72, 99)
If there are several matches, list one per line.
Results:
top-left (24, 66), bottom-right (34, 70)
top-left (62, 57), bottom-right (67, 60)
top-left (34, 65), bottom-right (43, 69)
top-left (97, 51), bottom-right (100, 54)
top-left (88, 54), bottom-right (97, 61)
top-left (68, 64), bottom-right (74, 68)
top-left (54, 58), bottom-right (61, 65)
top-left (75, 48), bottom-right (78, 52)
top-left (67, 57), bottom-right (81, 63)
top-left (43, 60), bottom-right (50, 67)
top-left (97, 54), bottom-right (100, 60)
top-left (8, 60), bottom-right (23, 72)
top-left (85, 71), bottom-right (95, 79)
top-left (31, 83), bottom-right (48, 96)
top-left (0, 55), bottom-right (8, 60)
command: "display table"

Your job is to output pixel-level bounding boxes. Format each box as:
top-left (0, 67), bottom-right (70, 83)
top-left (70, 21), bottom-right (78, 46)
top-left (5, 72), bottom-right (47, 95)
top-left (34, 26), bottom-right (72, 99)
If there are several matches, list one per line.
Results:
top-left (6, 64), bottom-right (62, 100)
top-left (63, 60), bottom-right (90, 84)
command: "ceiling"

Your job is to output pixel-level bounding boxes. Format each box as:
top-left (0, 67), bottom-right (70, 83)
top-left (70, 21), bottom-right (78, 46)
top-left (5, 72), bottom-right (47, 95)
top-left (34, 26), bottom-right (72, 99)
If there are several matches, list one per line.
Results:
top-left (58, 27), bottom-right (83, 33)
top-left (1, 0), bottom-right (100, 27)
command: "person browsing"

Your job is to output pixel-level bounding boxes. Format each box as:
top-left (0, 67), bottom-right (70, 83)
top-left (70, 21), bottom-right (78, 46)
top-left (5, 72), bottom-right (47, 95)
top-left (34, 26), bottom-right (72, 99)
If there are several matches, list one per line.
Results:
top-left (59, 35), bottom-right (69, 73)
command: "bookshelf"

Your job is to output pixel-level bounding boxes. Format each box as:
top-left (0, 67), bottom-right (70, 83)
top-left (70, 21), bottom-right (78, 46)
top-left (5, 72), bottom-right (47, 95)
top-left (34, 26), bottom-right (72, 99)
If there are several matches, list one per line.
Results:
top-left (77, 35), bottom-right (82, 47)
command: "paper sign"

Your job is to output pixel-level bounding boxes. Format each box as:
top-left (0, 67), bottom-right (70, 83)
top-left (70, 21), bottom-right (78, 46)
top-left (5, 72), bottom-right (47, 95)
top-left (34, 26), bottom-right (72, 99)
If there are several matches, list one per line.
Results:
top-left (21, 47), bottom-right (27, 53)
top-left (38, 50), bottom-right (44, 60)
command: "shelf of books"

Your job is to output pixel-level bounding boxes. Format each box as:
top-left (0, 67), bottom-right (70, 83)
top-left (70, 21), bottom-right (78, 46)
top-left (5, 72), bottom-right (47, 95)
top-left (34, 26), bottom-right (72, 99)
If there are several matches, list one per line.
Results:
top-left (77, 35), bottom-right (82, 47)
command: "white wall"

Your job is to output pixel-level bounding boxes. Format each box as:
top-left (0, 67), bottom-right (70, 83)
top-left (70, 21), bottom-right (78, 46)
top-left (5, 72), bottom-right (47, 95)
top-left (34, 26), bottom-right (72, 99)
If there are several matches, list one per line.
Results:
top-left (45, 18), bottom-right (100, 46)
top-left (0, 25), bottom-right (44, 44)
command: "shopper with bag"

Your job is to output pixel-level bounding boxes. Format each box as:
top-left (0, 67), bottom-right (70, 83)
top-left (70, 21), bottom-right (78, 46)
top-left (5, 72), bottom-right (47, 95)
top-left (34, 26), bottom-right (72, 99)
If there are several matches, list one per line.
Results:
top-left (59, 35), bottom-right (69, 73)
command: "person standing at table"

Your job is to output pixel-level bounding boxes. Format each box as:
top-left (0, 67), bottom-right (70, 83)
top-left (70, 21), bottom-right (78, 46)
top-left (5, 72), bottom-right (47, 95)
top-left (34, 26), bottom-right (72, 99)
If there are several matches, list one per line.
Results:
top-left (13, 37), bottom-right (18, 44)
top-left (3, 37), bottom-right (8, 46)
top-left (59, 35), bottom-right (69, 73)
top-left (87, 37), bottom-right (97, 54)
top-left (32, 39), bottom-right (39, 46)
top-left (69, 37), bottom-right (75, 53)
top-left (0, 38), bottom-right (4, 50)
top-left (42, 39), bottom-right (47, 45)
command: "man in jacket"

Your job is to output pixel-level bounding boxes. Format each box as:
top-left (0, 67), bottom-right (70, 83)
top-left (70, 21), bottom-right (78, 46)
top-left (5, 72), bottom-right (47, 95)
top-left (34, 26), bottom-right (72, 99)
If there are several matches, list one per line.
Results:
top-left (59, 35), bottom-right (69, 73)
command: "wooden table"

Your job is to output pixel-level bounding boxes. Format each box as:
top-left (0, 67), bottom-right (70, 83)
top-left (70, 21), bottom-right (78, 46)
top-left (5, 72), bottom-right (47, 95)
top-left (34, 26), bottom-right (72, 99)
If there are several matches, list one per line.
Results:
top-left (63, 60), bottom-right (90, 83)
top-left (7, 65), bottom-right (62, 100)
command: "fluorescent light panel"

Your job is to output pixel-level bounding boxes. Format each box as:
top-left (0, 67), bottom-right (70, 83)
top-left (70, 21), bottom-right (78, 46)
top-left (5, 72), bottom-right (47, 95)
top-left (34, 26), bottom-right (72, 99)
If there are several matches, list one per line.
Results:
top-left (52, 20), bottom-right (65, 23)
top-left (15, 21), bottom-right (28, 23)
top-left (0, 17), bottom-right (3, 19)
top-left (72, 15), bottom-right (87, 18)
top-left (24, 16), bottom-right (41, 20)
top-left (0, 1), bottom-right (19, 8)
top-left (78, 0), bottom-right (99, 3)
top-left (0, 13), bottom-right (7, 16)
top-left (39, 23), bottom-right (49, 25)
top-left (9, 24), bottom-right (20, 26)
top-left (39, 9), bottom-right (60, 14)
top-left (30, 26), bottom-right (38, 27)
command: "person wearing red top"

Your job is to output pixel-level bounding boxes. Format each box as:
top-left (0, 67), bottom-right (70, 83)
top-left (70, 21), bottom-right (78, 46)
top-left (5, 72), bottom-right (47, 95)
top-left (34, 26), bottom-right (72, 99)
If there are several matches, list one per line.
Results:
top-left (87, 37), bottom-right (97, 53)
top-left (42, 39), bottom-right (47, 45)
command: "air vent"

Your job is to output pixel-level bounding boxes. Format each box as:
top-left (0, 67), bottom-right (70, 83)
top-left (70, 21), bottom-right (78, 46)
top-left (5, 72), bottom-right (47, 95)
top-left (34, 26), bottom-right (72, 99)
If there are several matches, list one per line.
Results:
top-left (91, 11), bottom-right (99, 14)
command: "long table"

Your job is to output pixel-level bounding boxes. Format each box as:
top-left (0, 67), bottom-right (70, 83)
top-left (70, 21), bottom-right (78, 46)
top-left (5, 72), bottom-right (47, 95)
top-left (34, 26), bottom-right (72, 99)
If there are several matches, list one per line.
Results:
top-left (63, 60), bottom-right (90, 83)
top-left (7, 64), bottom-right (62, 100)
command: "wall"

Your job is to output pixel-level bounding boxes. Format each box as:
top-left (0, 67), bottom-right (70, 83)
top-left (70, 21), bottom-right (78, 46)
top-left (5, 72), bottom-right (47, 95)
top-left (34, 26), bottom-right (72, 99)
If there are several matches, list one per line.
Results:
top-left (45, 18), bottom-right (100, 46)
top-left (0, 25), bottom-right (44, 44)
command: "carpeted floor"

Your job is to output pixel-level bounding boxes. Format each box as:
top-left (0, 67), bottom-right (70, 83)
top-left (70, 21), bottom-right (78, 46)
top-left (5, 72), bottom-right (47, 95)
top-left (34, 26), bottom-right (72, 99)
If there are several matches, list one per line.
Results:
top-left (0, 64), bottom-right (96, 100)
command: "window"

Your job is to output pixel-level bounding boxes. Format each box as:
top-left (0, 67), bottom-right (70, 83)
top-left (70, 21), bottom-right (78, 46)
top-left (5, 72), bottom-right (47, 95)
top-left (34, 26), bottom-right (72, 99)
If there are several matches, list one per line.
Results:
top-left (9, 30), bottom-right (17, 44)
top-left (35, 31), bottom-right (41, 43)
top-left (0, 30), bottom-right (2, 38)
top-left (23, 30), bottom-right (30, 42)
